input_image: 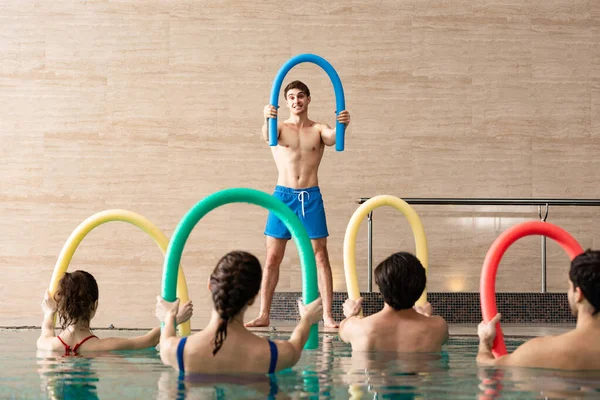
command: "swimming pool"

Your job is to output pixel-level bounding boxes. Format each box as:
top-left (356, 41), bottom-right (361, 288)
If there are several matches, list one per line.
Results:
top-left (1, 329), bottom-right (599, 399)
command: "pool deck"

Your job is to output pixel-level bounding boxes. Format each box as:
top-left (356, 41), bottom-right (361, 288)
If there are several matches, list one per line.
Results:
top-left (2, 323), bottom-right (574, 337)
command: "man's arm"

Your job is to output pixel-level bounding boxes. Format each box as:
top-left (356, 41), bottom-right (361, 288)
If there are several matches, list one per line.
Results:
top-left (320, 110), bottom-right (350, 147)
top-left (477, 313), bottom-right (502, 365)
top-left (338, 297), bottom-right (363, 343)
top-left (478, 336), bottom-right (550, 367)
top-left (476, 336), bottom-right (499, 366)
top-left (477, 313), bottom-right (550, 367)
top-left (262, 105), bottom-right (280, 143)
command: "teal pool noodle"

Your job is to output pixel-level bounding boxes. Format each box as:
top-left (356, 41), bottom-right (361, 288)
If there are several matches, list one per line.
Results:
top-left (161, 188), bottom-right (319, 349)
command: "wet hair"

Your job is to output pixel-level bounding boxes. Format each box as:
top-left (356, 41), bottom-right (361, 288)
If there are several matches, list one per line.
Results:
top-left (569, 249), bottom-right (600, 315)
top-left (283, 80), bottom-right (310, 99)
top-left (55, 270), bottom-right (99, 330)
top-left (374, 252), bottom-right (426, 311)
top-left (210, 251), bottom-right (262, 356)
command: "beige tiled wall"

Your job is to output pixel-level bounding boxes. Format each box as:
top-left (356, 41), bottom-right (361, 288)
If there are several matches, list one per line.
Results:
top-left (1, 1), bottom-right (598, 328)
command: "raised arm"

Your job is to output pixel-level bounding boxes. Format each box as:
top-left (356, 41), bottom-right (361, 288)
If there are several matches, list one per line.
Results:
top-left (154, 297), bottom-right (194, 369)
top-left (338, 297), bottom-right (363, 343)
top-left (320, 110), bottom-right (350, 146)
top-left (262, 105), bottom-right (280, 143)
top-left (87, 327), bottom-right (161, 352)
top-left (478, 314), bottom-right (549, 368)
top-left (275, 298), bottom-right (323, 370)
top-left (37, 291), bottom-right (58, 350)
top-left (476, 313), bottom-right (502, 365)
top-left (86, 299), bottom-right (192, 354)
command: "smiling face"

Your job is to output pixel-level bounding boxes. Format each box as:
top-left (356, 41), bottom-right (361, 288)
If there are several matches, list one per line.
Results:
top-left (285, 88), bottom-right (311, 115)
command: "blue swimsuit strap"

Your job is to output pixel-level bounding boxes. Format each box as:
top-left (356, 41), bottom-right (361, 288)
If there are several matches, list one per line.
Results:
top-left (267, 339), bottom-right (278, 374)
top-left (177, 337), bottom-right (188, 374)
top-left (178, 337), bottom-right (277, 375)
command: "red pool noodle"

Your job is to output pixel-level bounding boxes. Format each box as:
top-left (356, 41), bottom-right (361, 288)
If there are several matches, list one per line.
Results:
top-left (480, 221), bottom-right (583, 357)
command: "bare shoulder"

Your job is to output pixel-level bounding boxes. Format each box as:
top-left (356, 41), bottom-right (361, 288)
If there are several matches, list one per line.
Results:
top-left (361, 313), bottom-right (396, 336)
top-left (426, 315), bottom-right (448, 330)
top-left (340, 315), bottom-right (369, 342)
top-left (313, 121), bottom-right (331, 132)
top-left (37, 336), bottom-right (64, 352)
top-left (518, 335), bottom-right (560, 351)
top-left (495, 336), bottom-right (554, 367)
top-left (279, 120), bottom-right (293, 131)
top-left (342, 315), bottom-right (368, 331)
top-left (79, 336), bottom-right (114, 351)
top-left (425, 315), bottom-right (449, 342)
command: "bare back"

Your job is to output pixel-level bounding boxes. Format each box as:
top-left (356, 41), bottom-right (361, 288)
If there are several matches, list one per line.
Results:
top-left (500, 323), bottom-right (600, 370)
top-left (271, 120), bottom-right (325, 188)
top-left (345, 309), bottom-right (448, 353)
top-left (179, 328), bottom-right (277, 374)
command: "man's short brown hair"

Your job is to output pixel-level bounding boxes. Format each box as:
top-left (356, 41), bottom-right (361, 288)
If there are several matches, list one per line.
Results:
top-left (284, 80), bottom-right (310, 99)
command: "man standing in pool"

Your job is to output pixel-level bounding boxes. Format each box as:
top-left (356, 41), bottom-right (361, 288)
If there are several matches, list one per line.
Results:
top-left (477, 249), bottom-right (600, 369)
top-left (246, 80), bottom-right (350, 328)
top-left (338, 252), bottom-right (448, 352)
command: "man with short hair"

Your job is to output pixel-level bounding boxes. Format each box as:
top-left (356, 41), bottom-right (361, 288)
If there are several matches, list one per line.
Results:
top-left (246, 80), bottom-right (350, 328)
top-left (339, 252), bottom-right (449, 352)
top-left (478, 249), bottom-right (600, 369)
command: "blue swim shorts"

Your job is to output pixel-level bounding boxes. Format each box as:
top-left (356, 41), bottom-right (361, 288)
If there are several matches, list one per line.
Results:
top-left (264, 186), bottom-right (329, 240)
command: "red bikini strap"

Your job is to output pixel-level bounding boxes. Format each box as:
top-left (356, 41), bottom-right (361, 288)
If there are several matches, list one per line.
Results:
top-left (57, 335), bottom-right (71, 355)
top-left (72, 335), bottom-right (98, 353)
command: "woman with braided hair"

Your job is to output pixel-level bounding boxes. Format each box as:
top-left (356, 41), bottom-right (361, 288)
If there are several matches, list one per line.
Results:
top-left (156, 250), bottom-right (323, 375)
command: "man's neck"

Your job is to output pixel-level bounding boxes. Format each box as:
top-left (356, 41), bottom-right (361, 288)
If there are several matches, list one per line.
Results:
top-left (576, 308), bottom-right (600, 330)
top-left (286, 112), bottom-right (309, 126)
top-left (382, 303), bottom-right (418, 316)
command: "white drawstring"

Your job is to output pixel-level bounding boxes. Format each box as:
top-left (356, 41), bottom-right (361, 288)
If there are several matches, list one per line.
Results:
top-left (294, 190), bottom-right (310, 218)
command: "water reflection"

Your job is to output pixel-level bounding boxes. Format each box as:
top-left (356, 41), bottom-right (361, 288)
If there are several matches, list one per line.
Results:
top-left (477, 366), bottom-right (600, 399)
top-left (37, 351), bottom-right (100, 400)
top-left (24, 335), bottom-right (600, 399)
top-left (340, 349), bottom-right (449, 399)
top-left (157, 369), bottom-right (286, 399)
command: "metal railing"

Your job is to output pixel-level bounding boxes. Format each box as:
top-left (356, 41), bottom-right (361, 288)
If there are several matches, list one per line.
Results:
top-left (356, 198), bottom-right (600, 293)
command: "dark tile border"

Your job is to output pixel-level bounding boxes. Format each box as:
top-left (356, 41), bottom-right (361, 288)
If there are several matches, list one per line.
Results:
top-left (270, 292), bottom-right (576, 324)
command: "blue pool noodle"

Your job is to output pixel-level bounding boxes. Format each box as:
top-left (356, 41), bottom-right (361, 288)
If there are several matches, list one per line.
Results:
top-left (268, 54), bottom-right (346, 151)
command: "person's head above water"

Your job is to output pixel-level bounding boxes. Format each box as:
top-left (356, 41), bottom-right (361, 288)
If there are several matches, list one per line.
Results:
top-left (55, 270), bottom-right (99, 330)
top-left (283, 80), bottom-right (310, 99)
top-left (210, 251), bottom-right (262, 355)
top-left (374, 252), bottom-right (426, 311)
top-left (283, 80), bottom-right (311, 116)
top-left (569, 249), bottom-right (600, 316)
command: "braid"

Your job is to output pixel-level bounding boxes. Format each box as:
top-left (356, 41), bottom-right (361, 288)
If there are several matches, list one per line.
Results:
top-left (210, 251), bottom-right (262, 356)
top-left (211, 281), bottom-right (235, 356)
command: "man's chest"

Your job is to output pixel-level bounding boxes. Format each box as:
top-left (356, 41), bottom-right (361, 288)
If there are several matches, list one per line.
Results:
top-left (279, 127), bottom-right (322, 151)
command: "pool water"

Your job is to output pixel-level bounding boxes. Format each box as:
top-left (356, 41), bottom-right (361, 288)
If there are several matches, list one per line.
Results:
top-left (1, 329), bottom-right (599, 399)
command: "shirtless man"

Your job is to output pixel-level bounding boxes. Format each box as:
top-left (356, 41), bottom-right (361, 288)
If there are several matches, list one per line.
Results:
top-left (477, 249), bottom-right (600, 370)
top-left (246, 80), bottom-right (350, 328)
top-left (339, 252), bottom-right (449, 352)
